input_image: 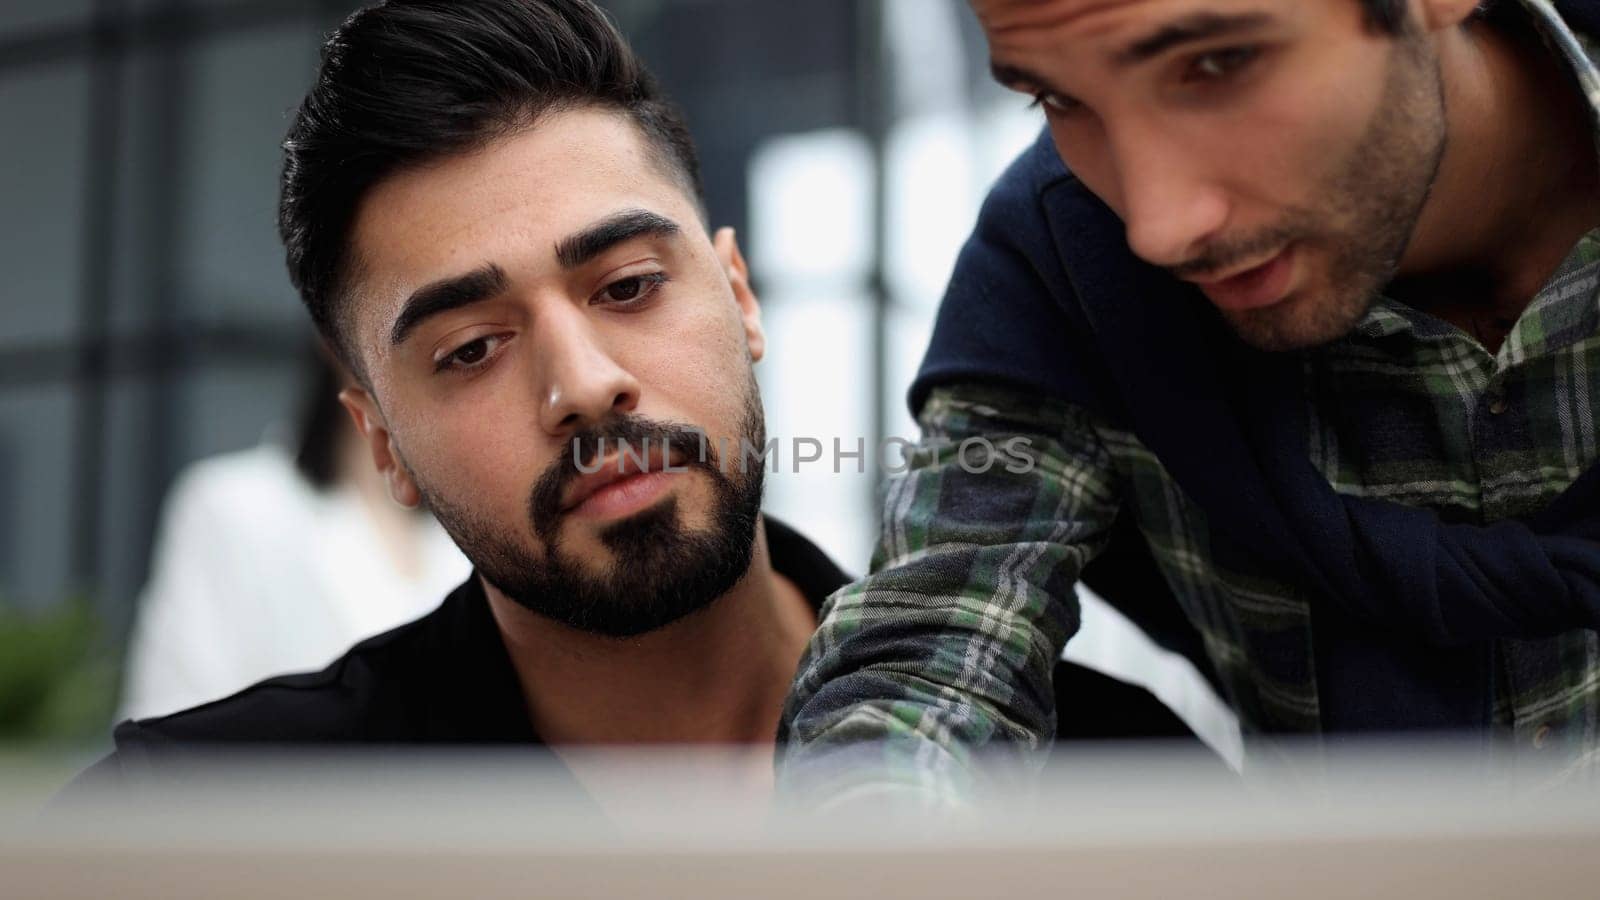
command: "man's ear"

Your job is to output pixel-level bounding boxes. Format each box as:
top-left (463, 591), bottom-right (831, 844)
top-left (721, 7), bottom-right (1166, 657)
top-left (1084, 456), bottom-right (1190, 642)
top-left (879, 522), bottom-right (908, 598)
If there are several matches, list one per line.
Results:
top-left (713, 226), bottom-right (765, 363)
top-left (1416, 0), bottom-right (1481, 31)
top-left (338, 386), bottom-right (422, 508)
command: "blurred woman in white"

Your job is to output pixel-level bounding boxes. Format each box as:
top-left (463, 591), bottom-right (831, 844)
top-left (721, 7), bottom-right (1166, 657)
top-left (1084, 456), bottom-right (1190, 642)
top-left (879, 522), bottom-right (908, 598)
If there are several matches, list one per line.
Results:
top-left (118, 348), bottom-right (470, 721)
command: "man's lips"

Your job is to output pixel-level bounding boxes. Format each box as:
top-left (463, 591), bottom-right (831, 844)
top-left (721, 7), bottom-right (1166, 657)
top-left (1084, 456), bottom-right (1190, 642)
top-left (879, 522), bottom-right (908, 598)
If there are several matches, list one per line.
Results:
top-left (1184, 245), bottom-right (1297, 312)
top-left (560, 442), bottom-right (687, 515)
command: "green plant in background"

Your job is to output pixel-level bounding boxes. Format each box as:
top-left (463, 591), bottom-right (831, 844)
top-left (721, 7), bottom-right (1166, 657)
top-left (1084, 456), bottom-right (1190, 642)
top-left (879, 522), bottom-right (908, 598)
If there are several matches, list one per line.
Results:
top-left (0, 599), bottom-right (120, 742)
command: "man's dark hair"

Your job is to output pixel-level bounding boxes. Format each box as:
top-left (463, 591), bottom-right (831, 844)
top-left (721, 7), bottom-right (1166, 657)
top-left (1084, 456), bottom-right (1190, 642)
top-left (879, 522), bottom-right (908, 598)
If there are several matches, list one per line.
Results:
top-left (278, 0), bottom-right (702, 372)
top-left (1362, 0), bottom-right (1501, 32)
top-left (1362, 0), bottom-right (1406, 32)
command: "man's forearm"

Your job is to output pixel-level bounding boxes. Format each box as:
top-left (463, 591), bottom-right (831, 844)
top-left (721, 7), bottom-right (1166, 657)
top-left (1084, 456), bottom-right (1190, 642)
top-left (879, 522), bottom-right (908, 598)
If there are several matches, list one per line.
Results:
top-left (779, 384), bottom-right (1123, 802)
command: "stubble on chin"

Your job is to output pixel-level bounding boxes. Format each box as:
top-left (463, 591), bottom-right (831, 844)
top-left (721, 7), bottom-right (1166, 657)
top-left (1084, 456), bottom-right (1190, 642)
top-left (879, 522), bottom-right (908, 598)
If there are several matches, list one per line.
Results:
top-left (1222, 270), bottom-right (1379, 352)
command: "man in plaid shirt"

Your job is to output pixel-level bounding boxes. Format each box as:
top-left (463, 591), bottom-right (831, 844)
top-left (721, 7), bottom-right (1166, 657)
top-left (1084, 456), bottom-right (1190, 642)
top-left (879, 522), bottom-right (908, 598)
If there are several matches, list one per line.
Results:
top-left (782, 0), bottom-right (1600, 801)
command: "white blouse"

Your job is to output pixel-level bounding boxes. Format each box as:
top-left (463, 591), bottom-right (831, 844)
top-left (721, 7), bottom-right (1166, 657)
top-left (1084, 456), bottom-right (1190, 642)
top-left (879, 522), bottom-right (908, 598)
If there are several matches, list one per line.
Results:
top-left (118, 442), bottom-right (471, 722)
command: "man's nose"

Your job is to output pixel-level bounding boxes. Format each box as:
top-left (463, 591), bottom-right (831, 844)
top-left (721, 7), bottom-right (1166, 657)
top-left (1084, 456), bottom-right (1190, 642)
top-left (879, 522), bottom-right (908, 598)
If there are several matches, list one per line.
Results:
top-left (534, 307), bottom-right (641, 437)
top-left (1108, 125), bottom-right (1230, 269)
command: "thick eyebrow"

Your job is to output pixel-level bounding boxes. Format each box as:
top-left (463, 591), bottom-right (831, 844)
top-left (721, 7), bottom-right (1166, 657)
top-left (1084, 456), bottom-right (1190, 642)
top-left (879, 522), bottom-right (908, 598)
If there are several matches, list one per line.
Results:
top-left (389, 263), bottom-right (508, 346)
top-left (990, 60), bottom-right (1057, 94)
top-left (554, 208), bottom-right (681, 270)
top-left (386, 209), bottom-right (682, 347)
top-left (985, 59), bottom-right (1036, 91)
top-left (988, 11), bottom-right (1274, 94)
top-left (1112, 12), bottom-right (1272, 67)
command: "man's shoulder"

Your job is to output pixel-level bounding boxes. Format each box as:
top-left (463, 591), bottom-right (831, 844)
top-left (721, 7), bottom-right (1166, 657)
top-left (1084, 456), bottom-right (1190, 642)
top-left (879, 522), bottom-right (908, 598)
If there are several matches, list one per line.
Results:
top-left (997, 128), bottom-right (1073, 193)
top-left (51, 609), bottom-right (448, 804)
top-left (913, 128), bottom-right (1121, 418)
top-left (975, 128), bottom-right (1078, 233)
top-left (113, 600), bottom-right (448, 752)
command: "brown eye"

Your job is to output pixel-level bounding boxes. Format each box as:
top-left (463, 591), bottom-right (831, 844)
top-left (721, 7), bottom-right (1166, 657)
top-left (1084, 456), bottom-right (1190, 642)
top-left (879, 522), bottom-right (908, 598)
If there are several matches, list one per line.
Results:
top-left (607, 278), bottom-right (643, 302)
top-left (453, 339), bottom-right (488, 365)
top-left (1186, 46), bottom-right (1260, 82)
top-left (434, 335), bottom-right (504, 374)
top-left (1028, 90), bottom-right (1081, 115)
top-left (594, 272), bottom-right (667, 306)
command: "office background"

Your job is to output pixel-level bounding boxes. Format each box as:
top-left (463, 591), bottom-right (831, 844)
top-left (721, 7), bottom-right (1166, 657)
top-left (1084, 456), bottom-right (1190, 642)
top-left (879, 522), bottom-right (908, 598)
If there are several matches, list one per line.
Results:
top-left (0, 0), bottom-right (1039, 744)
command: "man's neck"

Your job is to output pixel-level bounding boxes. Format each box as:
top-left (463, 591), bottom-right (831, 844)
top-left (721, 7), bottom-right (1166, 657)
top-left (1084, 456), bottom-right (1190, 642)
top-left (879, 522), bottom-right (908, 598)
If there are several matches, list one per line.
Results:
top-left (1392, 8), bottom-right (1600, 351)
top-left (481, 516), bottom-right (817, 749)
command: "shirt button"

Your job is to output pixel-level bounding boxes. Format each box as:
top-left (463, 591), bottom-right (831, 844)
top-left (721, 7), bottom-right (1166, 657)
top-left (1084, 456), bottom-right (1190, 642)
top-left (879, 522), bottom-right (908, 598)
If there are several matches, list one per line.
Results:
top-left (1532, 723), bottom-right (1554, 750)
top-left (1487, 394), bottom-right (1509, 416)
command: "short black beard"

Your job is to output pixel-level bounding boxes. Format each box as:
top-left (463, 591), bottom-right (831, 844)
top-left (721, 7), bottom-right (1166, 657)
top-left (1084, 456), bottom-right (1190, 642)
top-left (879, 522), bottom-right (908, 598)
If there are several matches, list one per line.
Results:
top-left (420, 380), bottom-right (767, 638)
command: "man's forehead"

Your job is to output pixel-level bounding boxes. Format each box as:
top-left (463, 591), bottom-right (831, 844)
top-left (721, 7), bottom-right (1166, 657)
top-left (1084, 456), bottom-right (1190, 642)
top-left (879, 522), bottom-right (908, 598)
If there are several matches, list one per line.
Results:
top-left (973, 0), bottom-right (1160, 33)
top-left (976, 0), bottom-right (1295, 90)
top-left (355, 110), bottom-right (664, 247)
top-left (359, 117), bottom-right (683, 266)
top-left (974, 0), bottom-right (1276, 37)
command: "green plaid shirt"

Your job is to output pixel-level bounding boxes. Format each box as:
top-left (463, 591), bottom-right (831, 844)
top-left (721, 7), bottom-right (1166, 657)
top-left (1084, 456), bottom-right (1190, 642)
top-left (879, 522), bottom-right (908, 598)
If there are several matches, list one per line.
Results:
top-left (782, 0), bottom-right (1600, 797)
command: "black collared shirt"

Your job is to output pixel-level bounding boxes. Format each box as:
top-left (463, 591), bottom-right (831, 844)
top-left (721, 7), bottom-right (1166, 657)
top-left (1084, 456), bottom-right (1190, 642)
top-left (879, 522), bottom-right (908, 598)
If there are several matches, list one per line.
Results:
top-left (78, 518), bottom-right (1199, 784)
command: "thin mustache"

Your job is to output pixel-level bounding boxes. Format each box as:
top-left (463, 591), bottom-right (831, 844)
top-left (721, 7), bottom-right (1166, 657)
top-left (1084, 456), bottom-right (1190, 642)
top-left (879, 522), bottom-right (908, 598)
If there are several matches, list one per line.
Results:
top-left (530, 418), bottom-right (710, 525)
top-left (1167, 227), bottom-right (1305, 281)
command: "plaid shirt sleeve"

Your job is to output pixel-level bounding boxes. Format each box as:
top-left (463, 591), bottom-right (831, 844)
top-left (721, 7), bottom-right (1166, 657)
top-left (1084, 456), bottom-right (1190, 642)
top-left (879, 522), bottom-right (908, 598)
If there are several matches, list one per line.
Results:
top-left (777, 381), bottom-right (1124, 806)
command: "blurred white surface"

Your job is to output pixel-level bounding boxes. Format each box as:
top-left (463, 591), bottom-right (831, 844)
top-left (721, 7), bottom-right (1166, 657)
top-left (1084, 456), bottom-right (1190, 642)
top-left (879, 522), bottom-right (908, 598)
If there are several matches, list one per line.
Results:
top-left (11, 745), bottom-right (1600, 899)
